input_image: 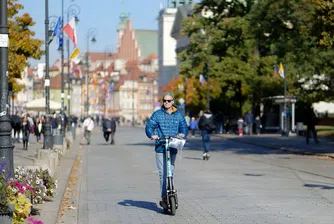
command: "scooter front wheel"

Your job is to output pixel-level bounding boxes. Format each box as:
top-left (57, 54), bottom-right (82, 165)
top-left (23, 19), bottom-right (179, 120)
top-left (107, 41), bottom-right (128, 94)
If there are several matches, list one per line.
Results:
top-left (169, 196), bottom-right (176, 216)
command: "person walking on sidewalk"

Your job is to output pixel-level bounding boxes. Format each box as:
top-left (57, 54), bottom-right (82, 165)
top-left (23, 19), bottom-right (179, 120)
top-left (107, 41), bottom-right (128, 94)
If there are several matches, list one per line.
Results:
top-left (237, 117), bottom-right (244, 136)
top-left (244, 111), bottom-right (254, 135)
top-left (11, 112), bottom-right (22, 143)
top-left (190, 117), bottom-right (198, 138)
top-left (198, 110), bottom-right (216, 159)
top-left (22, 115), bottom-right (31, 150)
top-left (82, 115), bottom-right (95, 145)
top-left (305, 105), bottom-right (319, 144)
top-left (102, 117), bottom-right (116, 144)
top-left (34, 117), bottom-right (42, 144)
top-left (145, 92), bottom-right (188, 210)
top-left (255, 116), bottom-right (262, 135)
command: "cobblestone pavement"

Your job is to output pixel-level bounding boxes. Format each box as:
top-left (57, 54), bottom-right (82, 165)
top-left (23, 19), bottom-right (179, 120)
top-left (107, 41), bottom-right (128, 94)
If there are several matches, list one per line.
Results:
top-left (75, 127), bottom-right (334, 224)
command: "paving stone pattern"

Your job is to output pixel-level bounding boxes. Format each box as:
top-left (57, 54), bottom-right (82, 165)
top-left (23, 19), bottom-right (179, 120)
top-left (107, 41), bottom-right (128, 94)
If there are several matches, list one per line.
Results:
top-left (76, 127), bottom-right (334, 224)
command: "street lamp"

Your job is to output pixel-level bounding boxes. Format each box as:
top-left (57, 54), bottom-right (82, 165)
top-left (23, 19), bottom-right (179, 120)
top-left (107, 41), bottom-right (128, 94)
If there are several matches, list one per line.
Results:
top-left (42, 2), bottom-right (53, 149)
top-left (66, 4), bottom-right (80, 131)
top-left (201, 8), bottom-right (214, 111)
top-left (60, 0), bottom-right (65, 137)
top-left (0, 0), bottom-right (15, 179)
top-left (85, 28), bottom-right (97, 116)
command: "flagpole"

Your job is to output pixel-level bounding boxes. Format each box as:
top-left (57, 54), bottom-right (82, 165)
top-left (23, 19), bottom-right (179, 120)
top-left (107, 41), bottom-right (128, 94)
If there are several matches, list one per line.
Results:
top-left (66, 4), bottom-right (80, 131)
top-left (60, 0), bottom-right (65, 137)
top-left (283, 71), bottom-right (288, 136)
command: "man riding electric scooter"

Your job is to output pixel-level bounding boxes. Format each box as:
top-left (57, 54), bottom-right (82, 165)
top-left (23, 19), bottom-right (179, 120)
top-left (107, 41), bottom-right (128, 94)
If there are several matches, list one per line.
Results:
top-left (145, 92), bottom-right (188, 211)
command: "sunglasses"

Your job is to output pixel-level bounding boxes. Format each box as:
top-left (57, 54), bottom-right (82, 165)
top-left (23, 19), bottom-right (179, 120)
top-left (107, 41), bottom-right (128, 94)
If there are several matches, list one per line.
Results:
top-left (163, 99), bottom-right (173, 103)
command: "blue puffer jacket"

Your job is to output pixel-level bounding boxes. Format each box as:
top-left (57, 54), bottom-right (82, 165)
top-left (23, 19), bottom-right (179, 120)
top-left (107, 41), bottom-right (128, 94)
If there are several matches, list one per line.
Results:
top-left (145, 106), bottom-right (188, 154)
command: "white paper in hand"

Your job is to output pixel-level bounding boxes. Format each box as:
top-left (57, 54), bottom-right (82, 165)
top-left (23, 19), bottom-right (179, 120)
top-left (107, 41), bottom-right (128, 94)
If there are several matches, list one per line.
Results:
top-left (169, 137), bottom-right (186, 151)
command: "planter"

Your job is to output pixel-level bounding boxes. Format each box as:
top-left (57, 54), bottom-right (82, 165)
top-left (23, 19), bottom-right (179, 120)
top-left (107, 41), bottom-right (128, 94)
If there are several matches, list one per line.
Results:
top-left (0, 212), bottom-right (13, 224)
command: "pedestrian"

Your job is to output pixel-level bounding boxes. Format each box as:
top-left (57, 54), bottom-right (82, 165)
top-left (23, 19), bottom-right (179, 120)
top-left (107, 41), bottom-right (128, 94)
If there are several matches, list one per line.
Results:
top-left (82, 114), bottom-right (94, 145)
top-left (255, 116), bottom-right (261, 135)
top-left (22, 115), bottom-right (31, 150)
top-left (305, 105), bottom-right (319, 144)
top-left (244, 111), bottom-right (254, 135)
top-left (51, 113), bottom-right (58, 136)
top-left (190, 117), bottom-right (197, 138)
top-left (34, 117), bottom-right (42, 144)
top-left (11, 112), bottom-right (22, 143)
top-left (237, 117), bottom-right (244, 136)
top-left (184, 113), bottom-right (190, 130)
top-left (198, 110), bottom-right (216, 159)
top-left (145, 92), bottom-right (188, 210)
top-left (215, 111), bottom-right (224, 134)
top-left (102, 116), bottom-right (116, 144)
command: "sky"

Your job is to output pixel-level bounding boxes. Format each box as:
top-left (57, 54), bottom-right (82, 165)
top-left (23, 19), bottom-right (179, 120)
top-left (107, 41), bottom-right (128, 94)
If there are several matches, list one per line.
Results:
top-left (19, 0), bottom-right (200, 67)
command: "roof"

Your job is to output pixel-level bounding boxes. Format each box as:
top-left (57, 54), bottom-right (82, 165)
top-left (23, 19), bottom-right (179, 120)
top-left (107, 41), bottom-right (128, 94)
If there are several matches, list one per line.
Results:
top-left (88, 52), bottom-right (117, 62)
top-left (134, 29), bottom-right (158, 58)
top-left (171, 4), bottom-right (194, 38)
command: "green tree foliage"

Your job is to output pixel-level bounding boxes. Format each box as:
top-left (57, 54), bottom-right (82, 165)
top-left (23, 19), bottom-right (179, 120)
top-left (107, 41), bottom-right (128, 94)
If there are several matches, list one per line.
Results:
top-left (8, 0), bottom-right (44, 92)
top-left (250, 0), bottom-right (334, 102)
top-left (178, 0), bottom-right (333, 116)
top-left (178, 0), bottom-right (279, 115)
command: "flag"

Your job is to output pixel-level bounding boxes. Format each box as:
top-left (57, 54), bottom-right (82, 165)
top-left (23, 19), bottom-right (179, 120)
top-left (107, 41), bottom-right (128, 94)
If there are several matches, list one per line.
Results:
top-left (72, 65), bottom-right (82, 79)
top-left (200, 74), bottom-right (205, 86)
top-left (63, 17), bottom-right (77, 48)
top-left (278, 62), bottom-right (285, 78)
top-left (58, 31), bottom-right (63, 50)
top-left (49, 16), bottom-right (62, 44)
top-left (70, 48), bottom-right (80, 60)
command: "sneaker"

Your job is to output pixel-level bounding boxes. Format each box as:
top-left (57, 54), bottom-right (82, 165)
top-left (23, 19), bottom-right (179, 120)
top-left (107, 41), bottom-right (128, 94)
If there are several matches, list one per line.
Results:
top-left (159, 197), bottom-right (168, 209)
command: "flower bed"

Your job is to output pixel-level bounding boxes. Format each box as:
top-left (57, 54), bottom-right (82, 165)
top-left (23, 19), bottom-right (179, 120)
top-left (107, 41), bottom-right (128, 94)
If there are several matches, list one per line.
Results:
top-left (0, 163), bottom-right (57, 224)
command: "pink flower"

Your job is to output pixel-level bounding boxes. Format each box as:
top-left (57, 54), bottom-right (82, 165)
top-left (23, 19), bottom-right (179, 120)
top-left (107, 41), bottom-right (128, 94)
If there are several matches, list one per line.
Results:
top-left (26, 217), bottom-right (44, 224)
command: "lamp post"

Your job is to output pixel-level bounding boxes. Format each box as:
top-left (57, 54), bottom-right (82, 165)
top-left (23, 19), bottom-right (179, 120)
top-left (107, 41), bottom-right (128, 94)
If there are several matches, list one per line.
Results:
top-left (0, 0), bottom-right (14, 178)
top-left (59, 0), bottom-right (66, 137)
top-left (85, 28), bottom-right (97, 116)
top-left (201, 8), bottom-right (213, 111)
top-left (66, 4), bottom-right (80, 131)
top-left (42, 7), bottom-right (55, 149)
top-left (104, 46), bottom-right (113, 117)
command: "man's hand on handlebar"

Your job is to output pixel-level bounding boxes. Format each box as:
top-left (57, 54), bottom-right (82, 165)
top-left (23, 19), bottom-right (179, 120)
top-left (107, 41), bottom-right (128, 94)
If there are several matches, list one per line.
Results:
top-left (177, 133), bottom-right (185, 138)
top-left (151, 135), bottom-right (159, 140)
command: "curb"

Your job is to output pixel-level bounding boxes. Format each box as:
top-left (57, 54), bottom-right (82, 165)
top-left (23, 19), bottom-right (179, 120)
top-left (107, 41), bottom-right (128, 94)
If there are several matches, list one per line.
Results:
top-left (56, 137), bottom-right (82, 224)
top-left (214, 134), bottom-right (334, 160)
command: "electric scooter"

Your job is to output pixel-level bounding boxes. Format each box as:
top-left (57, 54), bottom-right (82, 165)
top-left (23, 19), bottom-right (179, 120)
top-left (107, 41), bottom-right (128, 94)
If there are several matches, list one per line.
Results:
top-left (158, 136), bottom-right (178, 215)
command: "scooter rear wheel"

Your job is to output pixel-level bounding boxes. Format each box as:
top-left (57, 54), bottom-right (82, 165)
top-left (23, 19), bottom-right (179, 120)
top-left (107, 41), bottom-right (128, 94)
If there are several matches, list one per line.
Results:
top-left (169, 196), bottom-right (176, 216)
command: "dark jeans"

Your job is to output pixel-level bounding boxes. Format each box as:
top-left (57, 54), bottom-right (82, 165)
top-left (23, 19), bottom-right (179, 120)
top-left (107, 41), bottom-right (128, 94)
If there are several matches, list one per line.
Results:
top-left (306, 125), bottom-right (318, 144)
top-left (191, 129), bottom-right (196, 136)
top-left (104, 131), bottom-right (115, 144)
top-left (201, 130), bottom-right (211, 153)
top-left (14, 128), bottom-right (20, 142)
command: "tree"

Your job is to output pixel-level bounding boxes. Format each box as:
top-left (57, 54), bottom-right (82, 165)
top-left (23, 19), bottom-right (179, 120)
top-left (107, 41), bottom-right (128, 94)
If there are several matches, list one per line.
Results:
top-left (161, 76), bottom-right (221, 113)
top-left (178, 1), bottom-right (277, 116)
top-left (250, 0), bottom-right (334, 103)
top-left (8, 0), bottom-right (44, 92)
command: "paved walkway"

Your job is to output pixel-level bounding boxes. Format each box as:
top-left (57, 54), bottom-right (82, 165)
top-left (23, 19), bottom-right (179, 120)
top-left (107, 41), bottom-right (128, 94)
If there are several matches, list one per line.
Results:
top-left (12, 131), bottom-right (80, 224)
top-left (67, 127), bottom-right (334, 224)
top-left (215, 133), bottom-right (334, 158)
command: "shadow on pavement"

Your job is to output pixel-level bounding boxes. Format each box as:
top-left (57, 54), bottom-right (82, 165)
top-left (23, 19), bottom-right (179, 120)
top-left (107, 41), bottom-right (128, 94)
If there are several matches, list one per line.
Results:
top-left (183, 156), bottom-right (203, 161)
top-left (304, 183), bottom-right (334, 190)
top-left (117, 200), bottom-right (164, 213)
top-left (244, 173), bottom-right (265, 177)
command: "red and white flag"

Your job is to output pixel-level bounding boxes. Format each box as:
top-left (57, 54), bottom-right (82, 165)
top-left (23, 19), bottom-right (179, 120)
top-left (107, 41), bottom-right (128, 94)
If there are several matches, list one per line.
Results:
top-left (63, 17), bottom-right (77, 48)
